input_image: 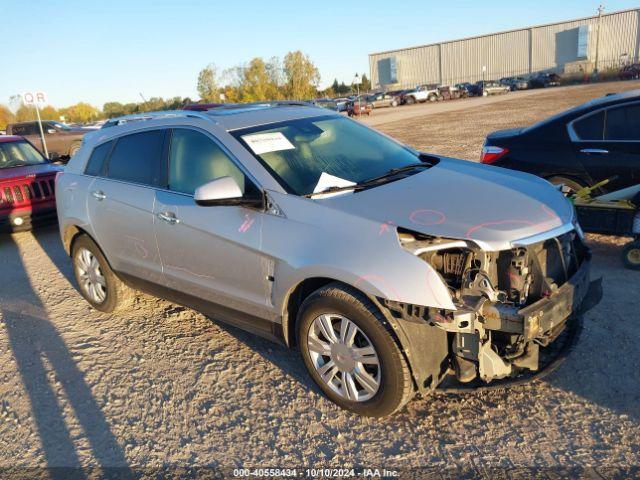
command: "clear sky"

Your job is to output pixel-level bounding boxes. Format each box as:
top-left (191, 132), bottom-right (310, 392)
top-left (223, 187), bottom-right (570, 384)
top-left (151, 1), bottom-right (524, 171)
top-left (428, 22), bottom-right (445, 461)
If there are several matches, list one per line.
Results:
top-left (2, 0), bottom-right (638, 108)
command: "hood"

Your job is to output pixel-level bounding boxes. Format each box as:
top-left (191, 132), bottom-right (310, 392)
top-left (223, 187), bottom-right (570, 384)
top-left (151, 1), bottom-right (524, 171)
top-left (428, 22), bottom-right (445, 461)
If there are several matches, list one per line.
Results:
top-left (319, 158), bottom-right (573, 251)
top-left (0, 163), bottom-right (63, 182)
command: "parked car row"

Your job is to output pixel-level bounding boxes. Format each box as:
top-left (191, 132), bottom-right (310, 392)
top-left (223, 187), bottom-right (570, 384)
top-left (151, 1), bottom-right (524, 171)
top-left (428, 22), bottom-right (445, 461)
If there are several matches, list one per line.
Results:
top-left (619, 63), bottom-right (640, 81)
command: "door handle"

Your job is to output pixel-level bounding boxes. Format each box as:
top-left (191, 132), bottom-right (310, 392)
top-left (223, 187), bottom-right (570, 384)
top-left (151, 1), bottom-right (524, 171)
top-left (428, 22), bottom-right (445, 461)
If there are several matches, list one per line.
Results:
top-left (157, 211), bottom-right (179, 224)
top-left (91, 190), bottom-right (106, 201)
top-left (580, 148), bottom-right (609, 154)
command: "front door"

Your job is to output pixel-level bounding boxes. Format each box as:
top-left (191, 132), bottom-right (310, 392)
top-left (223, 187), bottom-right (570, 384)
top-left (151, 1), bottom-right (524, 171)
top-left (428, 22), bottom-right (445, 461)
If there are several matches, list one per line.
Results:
top-left (154, 128), bottom-right (273, 321)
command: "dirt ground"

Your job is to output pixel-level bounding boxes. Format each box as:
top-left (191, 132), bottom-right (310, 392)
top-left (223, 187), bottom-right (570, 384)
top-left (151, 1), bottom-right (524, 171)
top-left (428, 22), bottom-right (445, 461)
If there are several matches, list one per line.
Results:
top-left (1, 81), bottom-right (639, 479)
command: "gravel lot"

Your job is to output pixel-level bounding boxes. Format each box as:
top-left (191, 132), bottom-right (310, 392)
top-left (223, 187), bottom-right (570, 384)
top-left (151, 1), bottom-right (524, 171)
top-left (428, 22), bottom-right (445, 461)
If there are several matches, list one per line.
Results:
top-left (1, 81), bottom-right (639, 479)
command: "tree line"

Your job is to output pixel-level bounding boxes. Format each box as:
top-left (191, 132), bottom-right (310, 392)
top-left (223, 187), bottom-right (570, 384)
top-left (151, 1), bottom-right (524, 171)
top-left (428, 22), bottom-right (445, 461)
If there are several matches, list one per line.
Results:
top-left (0, 51), bottom-right (369, 130)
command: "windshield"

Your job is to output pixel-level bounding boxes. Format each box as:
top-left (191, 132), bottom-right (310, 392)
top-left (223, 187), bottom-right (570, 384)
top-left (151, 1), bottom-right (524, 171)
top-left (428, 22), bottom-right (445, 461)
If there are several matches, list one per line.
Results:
top-left (232, 115), bottom-right (421, 196)
top-left (0, 141), bottom-right (48, 168)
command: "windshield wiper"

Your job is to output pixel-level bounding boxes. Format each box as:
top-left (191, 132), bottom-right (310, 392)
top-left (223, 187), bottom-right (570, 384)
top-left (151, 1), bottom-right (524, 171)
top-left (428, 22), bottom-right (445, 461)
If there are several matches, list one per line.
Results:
top-left (306, 163), bottom-right (431, 198)
top-left (360, 162), bottom-right (432, 184)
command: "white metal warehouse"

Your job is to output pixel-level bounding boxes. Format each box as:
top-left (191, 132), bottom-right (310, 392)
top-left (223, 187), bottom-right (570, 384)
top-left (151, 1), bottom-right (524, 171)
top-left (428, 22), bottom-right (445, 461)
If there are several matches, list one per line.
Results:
top-left (369, 8), bottom-right (640, 89)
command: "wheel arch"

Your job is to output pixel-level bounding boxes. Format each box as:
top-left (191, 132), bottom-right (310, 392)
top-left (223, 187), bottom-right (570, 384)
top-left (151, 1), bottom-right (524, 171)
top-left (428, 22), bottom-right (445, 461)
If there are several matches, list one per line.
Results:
top-left (282, 276), bottom-right (449, 393)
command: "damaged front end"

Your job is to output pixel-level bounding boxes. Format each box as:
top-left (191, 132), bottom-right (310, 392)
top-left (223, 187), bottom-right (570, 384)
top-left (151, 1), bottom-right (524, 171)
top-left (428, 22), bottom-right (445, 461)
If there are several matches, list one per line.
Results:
top-left (388, 227), bottom-right (602, 389)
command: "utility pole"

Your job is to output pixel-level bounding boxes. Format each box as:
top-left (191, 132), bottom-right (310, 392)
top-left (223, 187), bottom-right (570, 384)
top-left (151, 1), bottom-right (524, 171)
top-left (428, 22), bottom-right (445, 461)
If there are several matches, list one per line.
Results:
top-left (594, 4), bottom-right (604, 76)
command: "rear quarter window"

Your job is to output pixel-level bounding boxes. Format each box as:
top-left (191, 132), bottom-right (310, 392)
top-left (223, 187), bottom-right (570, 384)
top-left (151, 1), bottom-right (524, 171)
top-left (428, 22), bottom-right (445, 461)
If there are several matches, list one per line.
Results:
top-left (106, 130), bottom-right (164, 186)
top-left (572, 111), bottom-right (604, 140)
top-left (85, 141), bottom-right (113, 176)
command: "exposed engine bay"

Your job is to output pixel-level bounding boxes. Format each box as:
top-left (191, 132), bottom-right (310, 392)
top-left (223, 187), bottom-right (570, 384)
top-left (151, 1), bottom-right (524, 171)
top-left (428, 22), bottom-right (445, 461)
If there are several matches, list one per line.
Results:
top-left (391, 227), bottom-right (595, 386)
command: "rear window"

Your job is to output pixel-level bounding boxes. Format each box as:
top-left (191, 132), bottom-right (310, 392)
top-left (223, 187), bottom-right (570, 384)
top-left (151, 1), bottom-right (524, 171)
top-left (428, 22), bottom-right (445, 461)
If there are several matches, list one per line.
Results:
top-left (605, 104), bottom-right (640, 141)
top-left (572, 111), bottom-right (604, 140)
top-left (85, 141), bottom-right (113, 176)
top-left (106, 130), bottom-right (164, 186)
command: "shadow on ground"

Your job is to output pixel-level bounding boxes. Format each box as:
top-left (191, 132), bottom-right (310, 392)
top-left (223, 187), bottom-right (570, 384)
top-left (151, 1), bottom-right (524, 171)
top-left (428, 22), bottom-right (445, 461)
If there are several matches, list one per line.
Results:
top-left (0, 229), bottom-right (131, 479)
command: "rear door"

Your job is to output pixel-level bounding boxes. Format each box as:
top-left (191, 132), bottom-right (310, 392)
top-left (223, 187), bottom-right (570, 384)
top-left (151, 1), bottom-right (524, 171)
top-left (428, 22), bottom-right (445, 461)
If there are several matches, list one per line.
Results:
top-left (571, 102), bottom-right (640, 192)
top-left (86, 129), bottom-right (165, 283)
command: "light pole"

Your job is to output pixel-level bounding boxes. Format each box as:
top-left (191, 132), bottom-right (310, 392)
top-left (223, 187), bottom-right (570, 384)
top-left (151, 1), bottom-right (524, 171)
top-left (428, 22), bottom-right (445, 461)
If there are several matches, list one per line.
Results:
top-left (594, 4), bottom-right (604, 76)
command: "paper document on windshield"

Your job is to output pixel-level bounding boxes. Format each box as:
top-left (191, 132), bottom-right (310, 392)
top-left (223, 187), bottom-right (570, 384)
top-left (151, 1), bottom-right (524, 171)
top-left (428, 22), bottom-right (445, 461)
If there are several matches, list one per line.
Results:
top-left (311, 172), bottom-right (356, 199)
top-left (241, 132), bottom-right (295, 155)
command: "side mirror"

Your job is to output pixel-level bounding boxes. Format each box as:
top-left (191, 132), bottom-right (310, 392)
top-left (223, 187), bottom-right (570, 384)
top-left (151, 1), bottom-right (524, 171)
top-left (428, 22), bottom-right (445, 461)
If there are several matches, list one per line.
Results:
top-left (194, 176), bottom-right (263, 208)
top-left (48, 152), bottom-right (61, 162)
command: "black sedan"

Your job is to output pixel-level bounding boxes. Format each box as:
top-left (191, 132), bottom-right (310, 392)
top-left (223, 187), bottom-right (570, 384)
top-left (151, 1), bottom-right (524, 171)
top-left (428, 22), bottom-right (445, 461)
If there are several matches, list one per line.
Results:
top-left (481, 89), bottom-right (640, 194)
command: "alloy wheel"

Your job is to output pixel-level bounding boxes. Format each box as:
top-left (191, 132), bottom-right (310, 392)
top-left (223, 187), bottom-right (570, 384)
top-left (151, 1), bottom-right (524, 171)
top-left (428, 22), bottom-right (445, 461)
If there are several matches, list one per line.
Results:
top-left (307, 314), bottom-right (381, 402)
top-left (76, 247), bottom-right (107, 304)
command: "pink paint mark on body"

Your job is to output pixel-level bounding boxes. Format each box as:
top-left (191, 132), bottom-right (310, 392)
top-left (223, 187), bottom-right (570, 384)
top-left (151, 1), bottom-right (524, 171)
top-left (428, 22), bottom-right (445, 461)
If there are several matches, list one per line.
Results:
top-left (409, 209), bottom-right (446, 226)
top-left (378, 220), bottom-right (395, 236)
top-left (238, 214), bottom-right (255, 233)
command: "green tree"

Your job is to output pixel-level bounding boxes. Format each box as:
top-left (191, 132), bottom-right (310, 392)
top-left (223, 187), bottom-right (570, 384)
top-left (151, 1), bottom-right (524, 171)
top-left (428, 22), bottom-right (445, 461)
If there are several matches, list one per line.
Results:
top-left (0, 104), bottom-right (15, 130)
top-left (197, 63), bottom-right (219, 102)
top-left (16, 105), bottom-right (37, 122)
top-left (40, 105), bottom-right (59, 121)
top-left (283, 51), bottom-right (320, 100)
top-left (103, 101), bottom-right (126, 118)
top-left (240, 57), bottom-right (280, 102)
top-left (58, 103), bottom-right (100, 124)
top-left (361, 73), bottom-right (371, 92)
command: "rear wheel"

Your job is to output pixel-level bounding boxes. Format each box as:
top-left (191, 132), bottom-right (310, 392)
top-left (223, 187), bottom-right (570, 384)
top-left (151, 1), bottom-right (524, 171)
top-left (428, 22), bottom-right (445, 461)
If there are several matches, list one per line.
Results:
top-left (404, 96), bottom-right (415, 105)
top-left (622, 241), bottom-right (640, 270)
top-left (428, 94), bottom-right (437, 102)
top-left (297, 283), bottom-right (414, 417)
top-left (547, 176), bottom-right (587, 196)
top-left (72, 235), bottom-right (134, 313)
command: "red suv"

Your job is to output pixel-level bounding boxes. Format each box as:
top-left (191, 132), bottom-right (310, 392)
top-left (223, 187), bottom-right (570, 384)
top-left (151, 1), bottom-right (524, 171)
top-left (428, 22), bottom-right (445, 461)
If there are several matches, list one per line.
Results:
top-left (0, 136), bottom-right (62, 231)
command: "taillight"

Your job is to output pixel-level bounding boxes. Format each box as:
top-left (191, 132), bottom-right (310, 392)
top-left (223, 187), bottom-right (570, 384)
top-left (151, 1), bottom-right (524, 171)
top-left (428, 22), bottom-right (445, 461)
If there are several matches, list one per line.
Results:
top-left (481, 145), bottom-right (509, 164)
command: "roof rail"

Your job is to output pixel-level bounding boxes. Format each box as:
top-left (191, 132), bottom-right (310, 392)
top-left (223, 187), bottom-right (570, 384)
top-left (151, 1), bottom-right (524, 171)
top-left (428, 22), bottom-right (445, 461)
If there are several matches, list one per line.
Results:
top-left (101, 110), bottom-right (215, 129)
top-left (202, 100), bottom-right (312, 112)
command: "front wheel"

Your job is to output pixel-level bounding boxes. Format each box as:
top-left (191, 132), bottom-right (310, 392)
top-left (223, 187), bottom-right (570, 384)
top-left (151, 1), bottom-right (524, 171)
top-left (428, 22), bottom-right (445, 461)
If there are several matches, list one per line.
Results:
top-left (404, 96), bottom-right (415, 105)
top-left (297, 283), bottom-right (414, 417)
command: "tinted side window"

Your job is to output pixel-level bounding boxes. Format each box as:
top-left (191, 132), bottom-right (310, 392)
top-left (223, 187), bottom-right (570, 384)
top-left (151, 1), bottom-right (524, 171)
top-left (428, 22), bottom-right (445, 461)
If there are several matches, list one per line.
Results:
top-left (168, 129), bottom-right (246, 195)
top-left (85, 141), bottom-right (113, 176)
top-left (605, 104), bottom-right (640, 141)
top-left (11, 125), bottom-right (25, 135)
top-left (106, 130), bottom-right (164, 185)
top-left (573, 111), bottom-right (604, 140)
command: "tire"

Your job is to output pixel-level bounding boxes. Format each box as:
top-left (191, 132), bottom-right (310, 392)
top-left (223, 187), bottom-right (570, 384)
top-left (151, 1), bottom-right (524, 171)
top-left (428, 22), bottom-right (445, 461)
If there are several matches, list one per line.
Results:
top-left (622, 241), bottom-right (640, 270)
top-left (391, 100), bottom-right (398, 107)
top-left (547, 176), bottom-right (587, 196)
top-left (482, 90), bottom-right (489, 97)
top-left (296, 283), bottom-right (414, 417)
top-left (405, 96), bottom-right (415, 105)
top-left (68, 141), bottom-right (82, 158)
top-left (428, 94), bottom-right (437, 102)
top-left (71, 235), bottom-right (135, 313)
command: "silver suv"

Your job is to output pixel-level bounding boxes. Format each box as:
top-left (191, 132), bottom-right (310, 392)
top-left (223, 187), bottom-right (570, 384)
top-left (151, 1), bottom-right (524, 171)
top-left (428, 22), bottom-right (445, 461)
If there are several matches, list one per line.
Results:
top-left (56, 103), bottom-right (599, 417)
